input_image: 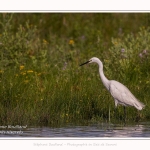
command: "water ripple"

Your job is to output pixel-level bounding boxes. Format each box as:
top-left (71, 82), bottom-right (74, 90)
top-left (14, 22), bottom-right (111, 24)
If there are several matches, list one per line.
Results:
top-left (1, 122), bottom-right (150, 137)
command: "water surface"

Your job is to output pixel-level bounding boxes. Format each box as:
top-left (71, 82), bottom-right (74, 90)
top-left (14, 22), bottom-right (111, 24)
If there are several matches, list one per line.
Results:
top-left (0, 122), bottom-right (150, 137)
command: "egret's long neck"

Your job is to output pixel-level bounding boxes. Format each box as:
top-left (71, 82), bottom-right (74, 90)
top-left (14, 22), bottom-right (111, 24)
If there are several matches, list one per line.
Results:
top-left (98, 60), bottom-right (109, 90)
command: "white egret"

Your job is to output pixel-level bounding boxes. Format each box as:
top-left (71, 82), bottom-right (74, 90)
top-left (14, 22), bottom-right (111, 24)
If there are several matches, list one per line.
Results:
top-left (80, 57), bottom-right (145, 121)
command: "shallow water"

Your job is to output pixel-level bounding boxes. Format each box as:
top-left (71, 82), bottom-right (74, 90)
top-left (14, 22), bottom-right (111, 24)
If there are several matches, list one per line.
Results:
top-left (0, 122), bottom-right (150, 137)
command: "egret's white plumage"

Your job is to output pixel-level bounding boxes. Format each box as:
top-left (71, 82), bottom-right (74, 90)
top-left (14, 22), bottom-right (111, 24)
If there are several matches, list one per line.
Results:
top-left (80, 57), bottom-right (145, 110)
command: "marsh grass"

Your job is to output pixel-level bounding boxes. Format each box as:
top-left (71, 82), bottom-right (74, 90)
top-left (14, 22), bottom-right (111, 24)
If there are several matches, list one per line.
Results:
top-left (0, 13), bottom-right (150, 126)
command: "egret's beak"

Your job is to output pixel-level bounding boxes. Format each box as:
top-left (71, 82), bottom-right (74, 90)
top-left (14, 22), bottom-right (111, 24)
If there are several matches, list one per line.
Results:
top-left (80, 60), bottom-right (90, 66)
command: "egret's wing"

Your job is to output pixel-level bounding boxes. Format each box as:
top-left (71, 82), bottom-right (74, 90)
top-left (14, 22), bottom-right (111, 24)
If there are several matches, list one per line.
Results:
top-left (109, 80), bottom-right (145, 110)
top-left (109, 81), bottom-right (135, 105)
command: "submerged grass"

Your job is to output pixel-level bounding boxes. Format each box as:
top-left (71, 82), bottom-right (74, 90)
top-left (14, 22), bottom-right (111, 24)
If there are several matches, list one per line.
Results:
top-left (0, 13), bottom-right (150, 126)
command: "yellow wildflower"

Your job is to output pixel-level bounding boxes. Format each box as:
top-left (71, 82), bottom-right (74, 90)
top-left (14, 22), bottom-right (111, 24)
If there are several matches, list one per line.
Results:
top-left (27, 70), bottom-right (34, 73)
top-left (37, 73), bottom-right (42, 76)
top-left (20, 72), bottom-right (26, 75)
top-left (69, 39), bottom-right (74, 45)
top-left (114, 42), bottom-right (118, 45)
top-left (43, 39), bottom-right (48, 44)
top-left (0, 70), bottom-right (4, 73)
top-left (20, 65), bottom-right (24, 70)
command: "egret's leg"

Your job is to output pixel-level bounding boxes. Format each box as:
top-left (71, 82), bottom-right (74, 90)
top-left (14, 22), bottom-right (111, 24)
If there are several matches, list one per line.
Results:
top-left (114, 100), bottom-right (118, 120)
top-left (109, 105), bottom-right (110, 122)
top-left (135, 110), bottom-right (140, 123)
top-left (124, 106), bottom-right (126, 125)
